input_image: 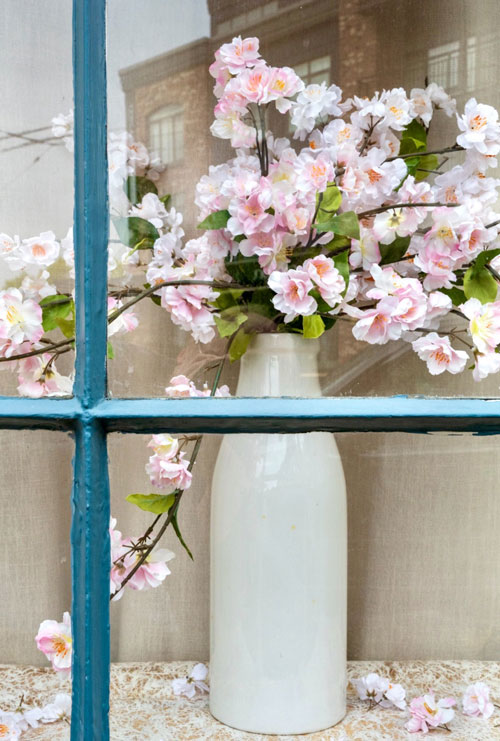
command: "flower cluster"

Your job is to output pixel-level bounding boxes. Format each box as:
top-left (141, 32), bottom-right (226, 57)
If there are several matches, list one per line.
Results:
top-left (140, 35), bottom-right (500, 383)
top-left (353, 672), bottom-right (496, 733)
top-left (0, 693), bottom-right (71, 740)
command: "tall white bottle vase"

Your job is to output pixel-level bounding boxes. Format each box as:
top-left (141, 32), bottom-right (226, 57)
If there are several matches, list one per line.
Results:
top-left (210, 333), bottom-right (347, 735)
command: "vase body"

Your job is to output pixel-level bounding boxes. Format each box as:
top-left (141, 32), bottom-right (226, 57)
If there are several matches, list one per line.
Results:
top-left (210, 333), bottom-right (347, 735)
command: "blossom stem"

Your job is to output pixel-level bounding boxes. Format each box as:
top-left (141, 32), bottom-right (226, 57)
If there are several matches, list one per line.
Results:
top-left (0, 338), bottom-right (74, 363)
top-left (487, 264), bottom-right (500, 282)
top-left (358, 202), bottom-right (460, 219)
top-left (386, 144), bottom-right (464, 161)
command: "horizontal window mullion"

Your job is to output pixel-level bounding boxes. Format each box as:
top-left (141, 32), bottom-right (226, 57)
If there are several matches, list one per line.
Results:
top-left (0, 397), bottom-right (80, 430)
top-left (92, 397), bottom-right (500, 434)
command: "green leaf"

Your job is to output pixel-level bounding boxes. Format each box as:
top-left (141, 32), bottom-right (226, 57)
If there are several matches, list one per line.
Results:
top-left (210, 288), bottom-right (245, 312)
top-left (40, 295), bottom-right (73, 332)
top-left (314, 211), bottom-right (360, 240)
top-left (379, 235), bottom-right (411, 265)
top-left (159, 193), bottom-right (171, 208)
top-left (332, 248), bottom-right (350, 295)
top-left (125, 493), bottom-right (176, 514)
top-left (56, 316), bottom-right (75, 339)
top-left (112, 216), bottom-right (159, 250)
top-left (415, 154), bottom-right (439, 181)
top-left (399, 120), bottom-right (427, 154)
top-left (123, 175), bottom-right (158, 204)
top-left (475, 248), bottom-right (500, 269)
top-left (229, 329), bottom-right (253, 362)
top-left (441, 286), bottom-right (466, 306)
top-left (107, 341), bottom-right (115, 360)
top-left (464, 266), bottom-right (498, 304)
top-left (197, 209), bottom-right (230, 230)
top-left (172, 513), bottom-right (194, 560)
top-left (317, 182), bottom-right (342, 217)
top-left (302, 314), bottom-right (325, 338)
top-left (214, 307), bottom-right (248, 338)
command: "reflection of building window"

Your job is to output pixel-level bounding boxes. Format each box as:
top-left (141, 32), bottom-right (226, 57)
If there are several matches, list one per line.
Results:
top-left (295, 55), bottom-right (331, 86)
top-left (149, 104), bottom-right (184, 165)
top-left (427, 41), bottom-right (460, 90)
top-left (217, 2), bottom-right (279, 35)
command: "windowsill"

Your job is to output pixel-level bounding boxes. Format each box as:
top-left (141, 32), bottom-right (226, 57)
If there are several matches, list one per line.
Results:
top-left (2, 660), bottom-right (499, 739)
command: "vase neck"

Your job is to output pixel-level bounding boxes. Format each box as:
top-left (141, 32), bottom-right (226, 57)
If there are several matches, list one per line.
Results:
top-left (236, 333), bottom-right (322, 397)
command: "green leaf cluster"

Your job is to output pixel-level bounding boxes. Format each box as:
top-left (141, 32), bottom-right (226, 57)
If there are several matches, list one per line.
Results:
top-left (399, 120), bottom-right (438, 182)
top-left (112, 216), bottom-right (160, 250)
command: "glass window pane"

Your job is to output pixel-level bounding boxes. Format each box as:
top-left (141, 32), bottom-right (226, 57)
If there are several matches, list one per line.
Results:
top-left (107, 429), bottom-right (500, 736)
top-left (0, 1), bottom-right (74, 398)
top-left (0, 431), bottom-right (73, 730)
top-left (106, 0), bottom-right (500, 399)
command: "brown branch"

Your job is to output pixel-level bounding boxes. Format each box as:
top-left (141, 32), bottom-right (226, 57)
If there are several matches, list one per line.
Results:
top-left (386, 144), bottom-right (464, 161)
top-left (358, 202), bottom-right (460, 219)
top-left (109, 338), bottom-right (231, 601)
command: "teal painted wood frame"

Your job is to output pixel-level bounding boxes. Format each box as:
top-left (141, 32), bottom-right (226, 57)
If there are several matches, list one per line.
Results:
top-left (0, 1), bottom-right (498, 739)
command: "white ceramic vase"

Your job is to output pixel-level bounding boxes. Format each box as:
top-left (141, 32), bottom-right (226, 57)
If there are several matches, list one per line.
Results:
top-left (210, 333), bottom-right (347, 735)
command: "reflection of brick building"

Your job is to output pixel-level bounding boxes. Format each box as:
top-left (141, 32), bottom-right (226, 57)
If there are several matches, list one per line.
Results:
top-left (120, 0), bottom-right (499, 234)
top-left (119, 0), bottom-right (500, 375)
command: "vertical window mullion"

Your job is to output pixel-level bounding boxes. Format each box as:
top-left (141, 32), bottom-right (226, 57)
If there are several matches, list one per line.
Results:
top-left (72, 0), bottom-right (110, 739)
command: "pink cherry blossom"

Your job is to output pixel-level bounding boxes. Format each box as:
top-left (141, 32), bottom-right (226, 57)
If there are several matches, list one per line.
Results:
top-left (268, 268), bottom-right (317, 322)
top-left (462, 681), bottom-right (494, 719)
top-left (227, 191), bottom-right (274, 236)
top-left (145, 450), bottom-right (192, 492)
top-left (217, 36), bottom-right (260, 75)
top-left (412, 333), bottom-right (468, 374)
top-left (18, 231), bottom-right (60, 269)
top-left (240, 231), bottom-right (295, 274)
top-left (460, 298), bottom-right (500, 353)
top-left (457, 98), bottom-right (500, 155)
top-left (406, 693), bottom-right (456, 733)
top-left (107, 297), bottom-right (139, 336)
top-left (17, 354), bottom-right (73, 398)
top-left (349, 296), bottom-right (406, 344)
top-left (161, 284), bottom-right (218, 344)
top-left (35, 612), bottom-right (72, 675)
top-left (303, 255), bottom-right (345, 306)
top-left (0, 288), bottom-right (43, 349)
top-left (110, 529), bottom-right (175, 601)
top-left (472, 351), bottom-right (500, 381)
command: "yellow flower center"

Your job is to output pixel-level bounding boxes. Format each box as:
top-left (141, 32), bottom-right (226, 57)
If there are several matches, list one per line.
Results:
top-left (470, 114), bottom-right (487, 131)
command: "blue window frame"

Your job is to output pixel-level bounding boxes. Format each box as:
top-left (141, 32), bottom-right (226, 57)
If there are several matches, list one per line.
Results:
top-left (0, 1), bottom-right (500, 739)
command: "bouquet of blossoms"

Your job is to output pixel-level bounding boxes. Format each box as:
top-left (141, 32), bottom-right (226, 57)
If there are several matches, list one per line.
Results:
top-left (144, 35), bottom-right (500, 380)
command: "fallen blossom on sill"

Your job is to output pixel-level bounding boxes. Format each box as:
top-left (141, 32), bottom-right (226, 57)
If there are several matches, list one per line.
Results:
top-left (172, 663), bottom-right (209, 698)
top-left (406, 692), bottom-right (456, 733)
top-left (462, 681), bottom-right (494, 719)
top-left (352, 672), bottom-right (406, 710)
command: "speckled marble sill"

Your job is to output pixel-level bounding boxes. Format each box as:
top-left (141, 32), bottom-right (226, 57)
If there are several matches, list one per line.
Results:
top-left (1, 660), bottom-right (499, 740)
